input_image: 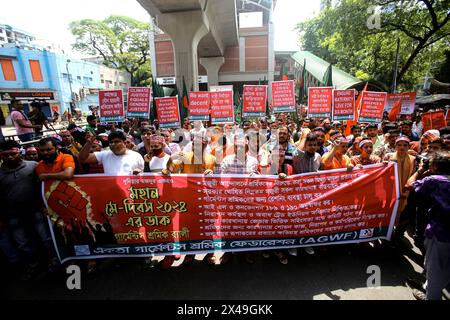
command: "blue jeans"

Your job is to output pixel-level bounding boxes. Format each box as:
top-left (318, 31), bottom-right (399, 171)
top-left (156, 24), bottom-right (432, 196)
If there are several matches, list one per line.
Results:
top-left (6, 211), bottom-right (53, 264)
top-left (0, 228), bottom-right (21, 264)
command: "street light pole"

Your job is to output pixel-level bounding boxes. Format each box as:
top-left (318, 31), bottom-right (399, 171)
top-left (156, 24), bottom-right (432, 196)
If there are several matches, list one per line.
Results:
top-left (66, 59), bottom-right (75, 115)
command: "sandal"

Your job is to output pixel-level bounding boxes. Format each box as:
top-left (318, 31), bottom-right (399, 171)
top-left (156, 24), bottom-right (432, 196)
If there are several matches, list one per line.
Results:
top-left (275, 252), bottom-right (288, 265)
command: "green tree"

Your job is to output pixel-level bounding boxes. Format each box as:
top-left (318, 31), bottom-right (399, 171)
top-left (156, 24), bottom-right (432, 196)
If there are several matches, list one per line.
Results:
top-left (70, 15), bottom-right (151, 86)
top-left (297, 0), bottom-right (450, 91)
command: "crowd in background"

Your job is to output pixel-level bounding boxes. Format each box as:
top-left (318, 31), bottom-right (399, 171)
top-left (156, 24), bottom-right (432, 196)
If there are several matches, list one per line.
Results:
top-left (0, 103), bottom-right (449, 300)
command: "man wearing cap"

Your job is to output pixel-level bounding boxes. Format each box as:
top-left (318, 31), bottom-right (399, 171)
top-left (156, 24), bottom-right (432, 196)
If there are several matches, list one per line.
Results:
top-left (350, 139), bottom-right (381, 166)
top-left (24, 146), bottom-right (39, 162)
top-left (143, 135), bottom-right (171, 173)
top-left (78, 131), bottom-right (144, 175)
top-left (384, 136), bottom-right (416, 224)
top-left (331, 120), bottom-right (343, 134)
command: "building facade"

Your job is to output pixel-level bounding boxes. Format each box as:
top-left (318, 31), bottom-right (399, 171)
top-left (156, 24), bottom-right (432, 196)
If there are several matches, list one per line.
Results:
top-left (0, 45), bottom-right (131, 126)
top-left (149, 0), bottom-right (277, 95)
top-left (0, 23), bottom-right (36, 47)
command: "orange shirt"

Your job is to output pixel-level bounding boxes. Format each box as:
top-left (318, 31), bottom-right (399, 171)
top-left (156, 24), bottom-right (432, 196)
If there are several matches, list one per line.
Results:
top-left (36, 152), bottom-right (75, 175)
top-left (322, 152), bottom-right (350, 170)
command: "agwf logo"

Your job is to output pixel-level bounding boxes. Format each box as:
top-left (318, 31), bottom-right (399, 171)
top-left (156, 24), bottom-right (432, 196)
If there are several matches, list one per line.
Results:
top-left (359, 229), bottom-right (374, 239)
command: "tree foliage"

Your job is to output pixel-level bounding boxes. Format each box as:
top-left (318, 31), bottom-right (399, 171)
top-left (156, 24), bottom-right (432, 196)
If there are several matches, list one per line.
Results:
top-left (70, 15), bottom-right (151, 87)
top-left (297, 0), bottom-right (450, 91)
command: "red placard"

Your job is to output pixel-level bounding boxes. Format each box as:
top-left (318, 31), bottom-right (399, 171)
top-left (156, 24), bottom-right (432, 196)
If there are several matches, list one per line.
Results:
top-left (358, 91), bottom-right (387, 123)
top-left (210, 90), bottom-right (234, 124)
top-left (271, 80), bottom-right (296, 113)
top-left (332, 89), bottom-right (355, 121)
top-left (99, 90), bottom-right (124, 123)
top-left (422, 110), bottom-right (447, 132)
top-left (188, 91), bottom-right (210, 121)
top-left (242, 85), bottom-right (267, 118)
top-left (155, 96), bottom-right (181, 128)
top-left (385, 92), bottom-right (416, 115)
top-left (307, 87), bottom-right (333, 118)
top-left (127, 87), bottom-right (151, 118)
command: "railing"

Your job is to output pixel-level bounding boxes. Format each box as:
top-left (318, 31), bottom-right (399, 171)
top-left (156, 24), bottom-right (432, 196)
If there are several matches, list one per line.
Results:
top-left (4, 121), bottom-right (87, 147)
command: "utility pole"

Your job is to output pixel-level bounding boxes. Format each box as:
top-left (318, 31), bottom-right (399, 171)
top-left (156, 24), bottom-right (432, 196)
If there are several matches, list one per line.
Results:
top-left (391, 38), bottom-right (400, 93)
top-left (66, 59), bottom-right (75, 114)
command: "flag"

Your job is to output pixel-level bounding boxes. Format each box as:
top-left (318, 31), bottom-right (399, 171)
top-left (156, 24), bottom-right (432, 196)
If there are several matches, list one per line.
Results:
top-left (388, 97), bottom-right (402, 122)
top-left (345, 82), bottom-right (368, 136)
top-left (322, 63), bottom-right (333, 87)
top-left (150, 77), bottom-right (164, 122)
top-left (178, 76), bottom-right (189, 122)
top-left (298, 58), bottom-right (307, 104)
top-left (280, 63), bottom-right (288, 81)
top-left (234, 90), bottom-right (242, 123)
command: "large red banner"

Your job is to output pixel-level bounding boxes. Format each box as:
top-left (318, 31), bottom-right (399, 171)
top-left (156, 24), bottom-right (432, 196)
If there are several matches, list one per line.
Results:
top-left (271, 80), bottom-right (296, 113)
top-left (99, 90), bottom-right (124, 123)
top-left (308, 87), bottom-right (333, 118)
top-left (155, 96), bottom-right (181, 128)
top-left (43, 164), bottom-right (399, 262)
top-left (242, 85), bottom-right (267, 118)
top-left (127, 87), bottom-right (151, 118)
top-left (210, 90), bottom-right (234, 124)
top-left (332, 89), bottom-right (355, 121)
top-left (422, 110), bottom-right (447, 132)
top-left (358, 91), bottom-right (387, 123)
top-left (384, 92), bottom-right (416, 115)
top-left (188, 91), bottom-right (210, 121)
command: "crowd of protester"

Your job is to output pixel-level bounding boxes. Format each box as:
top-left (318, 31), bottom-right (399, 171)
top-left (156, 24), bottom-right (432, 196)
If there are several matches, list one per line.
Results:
top-left (0, 103), bottom-right (449, 299)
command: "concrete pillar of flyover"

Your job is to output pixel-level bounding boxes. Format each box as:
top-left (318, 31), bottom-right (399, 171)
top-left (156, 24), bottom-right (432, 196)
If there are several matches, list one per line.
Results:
top-left (157, 10), bottom-right (209, 93)
top-left (199, 57), bottom-right (225, 90)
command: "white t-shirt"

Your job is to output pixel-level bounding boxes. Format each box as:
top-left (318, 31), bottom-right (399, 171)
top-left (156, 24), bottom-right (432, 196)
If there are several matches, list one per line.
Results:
top-left (94, 150), bottom-right (144, 175)
top-left (149, 154), bottom-right (171, 172)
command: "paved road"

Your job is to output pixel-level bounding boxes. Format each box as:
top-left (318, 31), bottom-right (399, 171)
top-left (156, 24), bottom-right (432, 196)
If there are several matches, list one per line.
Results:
top-left (3, 236), bottom-right (425, 300)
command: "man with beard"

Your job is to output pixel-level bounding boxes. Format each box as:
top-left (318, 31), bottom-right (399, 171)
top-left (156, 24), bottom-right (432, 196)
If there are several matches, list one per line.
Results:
top-left (78, 131), bottom-right (144, 176)
top-left (35, 138), bottom-right (75, 181)
top-left (311, 127), bottom-right (329, 156)
top-left (0, 140), bottom-right (57, 279)
top-left (365, 123), bottom-right (385, 151)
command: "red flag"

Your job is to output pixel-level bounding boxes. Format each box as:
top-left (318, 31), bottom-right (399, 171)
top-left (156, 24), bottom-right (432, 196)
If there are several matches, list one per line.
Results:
top-left (388, 98), bottom-right (402, 122)
top-left (345, 82), bottom-right (368, 136)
